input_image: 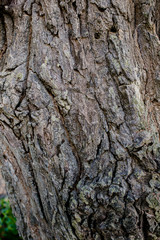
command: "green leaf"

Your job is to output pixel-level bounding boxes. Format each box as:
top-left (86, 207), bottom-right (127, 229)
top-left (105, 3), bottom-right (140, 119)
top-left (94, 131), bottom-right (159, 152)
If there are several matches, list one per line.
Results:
top-left (0, 197), bottom-right (22, 239)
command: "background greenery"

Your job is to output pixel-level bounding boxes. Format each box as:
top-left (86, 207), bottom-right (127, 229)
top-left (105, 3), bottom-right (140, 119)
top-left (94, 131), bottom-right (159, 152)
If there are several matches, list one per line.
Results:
top-left (0, 197), bottom-right (21, 240)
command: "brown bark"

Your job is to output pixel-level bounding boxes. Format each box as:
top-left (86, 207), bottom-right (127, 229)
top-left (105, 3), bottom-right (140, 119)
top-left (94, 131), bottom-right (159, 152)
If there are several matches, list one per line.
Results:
top-left (0, 0), bottom-right (160, 239)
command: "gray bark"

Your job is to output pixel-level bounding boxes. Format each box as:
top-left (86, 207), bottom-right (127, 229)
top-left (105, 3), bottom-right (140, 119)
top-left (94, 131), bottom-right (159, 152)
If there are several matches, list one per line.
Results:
top-left (0, 171), bottom-right (6, 196)
top-left (0, 0), bottom-right (160, 239)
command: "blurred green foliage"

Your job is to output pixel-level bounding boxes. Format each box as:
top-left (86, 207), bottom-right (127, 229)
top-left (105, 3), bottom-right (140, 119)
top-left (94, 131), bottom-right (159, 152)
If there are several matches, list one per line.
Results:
top-left (0, 197), bottom-right (21, 240)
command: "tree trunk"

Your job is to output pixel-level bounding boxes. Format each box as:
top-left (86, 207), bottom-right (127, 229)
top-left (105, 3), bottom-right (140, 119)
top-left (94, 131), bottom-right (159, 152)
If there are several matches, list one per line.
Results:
top-left (0, 0), bottom-right (160, 239)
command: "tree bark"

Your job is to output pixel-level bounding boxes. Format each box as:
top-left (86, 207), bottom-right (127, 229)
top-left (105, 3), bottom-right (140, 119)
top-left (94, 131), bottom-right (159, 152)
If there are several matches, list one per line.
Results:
top-left (0, 0), bottom-right (160, 239)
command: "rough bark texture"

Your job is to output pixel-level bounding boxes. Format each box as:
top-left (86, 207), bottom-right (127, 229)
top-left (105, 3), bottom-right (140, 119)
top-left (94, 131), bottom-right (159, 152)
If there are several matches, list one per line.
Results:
top-left (0, 0), bottom-right (160, 239)
top-left (0, 171), bottom-right (6, 196)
